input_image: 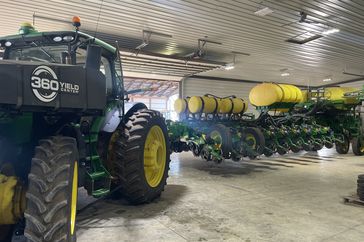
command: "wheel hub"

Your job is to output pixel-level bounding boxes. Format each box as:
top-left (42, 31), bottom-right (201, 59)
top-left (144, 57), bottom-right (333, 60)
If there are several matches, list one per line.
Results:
top-left (144, 126), bottom-right (166, 187)
top-left (245, 134), bottom-right (257, 148)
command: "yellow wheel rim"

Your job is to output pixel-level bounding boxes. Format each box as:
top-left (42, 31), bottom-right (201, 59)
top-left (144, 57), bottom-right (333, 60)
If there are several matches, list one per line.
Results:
top-left (245, 134), bottom-right (257, 149)
top-left (104, 131), bottom-right (119, 174)
top-left (210, 130), bottom-right (223, 149)
top-left (144, 125), bottom-right (166, 187)
top-left (70, 161), bottom-right (78, 235)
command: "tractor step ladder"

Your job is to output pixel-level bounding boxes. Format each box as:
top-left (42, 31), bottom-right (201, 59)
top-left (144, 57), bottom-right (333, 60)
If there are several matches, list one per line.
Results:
top-left (84, 131), bottom-right (111, 198)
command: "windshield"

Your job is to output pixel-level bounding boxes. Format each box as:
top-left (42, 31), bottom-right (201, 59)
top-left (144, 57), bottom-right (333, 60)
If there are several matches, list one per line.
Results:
top-left (114, 59), bottom-right (124, 95)
top-left (7, 43), bottom-right (115, 95)
top-left (8, 45), bottom-right (80, 63)
top-left (2, 32), bottom-right (121, 97)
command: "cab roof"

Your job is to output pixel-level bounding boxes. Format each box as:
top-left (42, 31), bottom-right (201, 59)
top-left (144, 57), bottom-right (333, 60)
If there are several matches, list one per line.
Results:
top-left (0, 30), bottom-right (116, 56)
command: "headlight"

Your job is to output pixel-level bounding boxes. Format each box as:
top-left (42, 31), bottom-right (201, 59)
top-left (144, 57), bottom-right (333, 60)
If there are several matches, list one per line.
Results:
top-left (53, 36), bottom-right (62, 42)
top-left (63, 36), bottom-right (74, 42)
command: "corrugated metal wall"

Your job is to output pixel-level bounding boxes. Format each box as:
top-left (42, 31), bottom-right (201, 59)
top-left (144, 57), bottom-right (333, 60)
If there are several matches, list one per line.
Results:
top-left (182, 77), bottom-right (258, 113)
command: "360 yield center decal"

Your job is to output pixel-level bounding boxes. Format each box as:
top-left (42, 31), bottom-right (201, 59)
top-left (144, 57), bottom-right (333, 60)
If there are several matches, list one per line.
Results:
top-left (30, 65), bottom-right (80, 103)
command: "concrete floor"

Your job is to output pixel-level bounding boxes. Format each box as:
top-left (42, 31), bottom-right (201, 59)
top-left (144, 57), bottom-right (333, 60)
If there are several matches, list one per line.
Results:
top-left (77, 149), bottom-right (364, 242)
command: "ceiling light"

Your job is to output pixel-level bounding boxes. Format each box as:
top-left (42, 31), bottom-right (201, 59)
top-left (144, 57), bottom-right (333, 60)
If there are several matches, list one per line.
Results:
top-left (53, 36), bottom-right (62, 42)
top-left (63, 36), bottom-right (74, 42)
top-left (254, 7), bottom-right (274, 16)
top-left (281, 72), bottom-right (290, 77)
top-left (322, 28), bottom-right (340, 35)
top-left (286, 32), bottom-right (322, 44)
top-left (224, 63), bottom-right (235, 70)
top-left (323, 78), bottom-right (332, 82)
top-left (5, 41), bottom-right (12, 47)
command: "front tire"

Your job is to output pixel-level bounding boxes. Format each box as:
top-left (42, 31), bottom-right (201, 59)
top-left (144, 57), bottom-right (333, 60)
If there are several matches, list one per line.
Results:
top-left (207, 124), bottom-right (232, 159)
top-left (357, 174), bottom-right (364, 200)
top-left (291, 146), bottom-right (301, 153)
top-left (109, 109), bottom-right (170, 204)
top-left (352, 137), bottom-right (364, 156)
top-left (242, 127), bottom-right (266, 156)
top-left (24, 136), bottom-right (78, 242)
top-left (335, 136), bottom-right (350, 154)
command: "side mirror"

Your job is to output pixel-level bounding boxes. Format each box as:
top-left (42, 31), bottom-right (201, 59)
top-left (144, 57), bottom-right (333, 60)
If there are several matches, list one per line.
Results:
top-left (85, 44), bottom-right (101, 70)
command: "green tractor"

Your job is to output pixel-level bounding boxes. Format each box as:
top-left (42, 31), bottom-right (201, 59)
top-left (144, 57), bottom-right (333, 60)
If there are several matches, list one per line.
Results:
top-left (0, 20), bottom-right (171, 241)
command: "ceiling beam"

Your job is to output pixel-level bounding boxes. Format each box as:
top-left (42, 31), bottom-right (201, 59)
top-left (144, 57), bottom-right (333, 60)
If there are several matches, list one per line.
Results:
top-left (189, 75), bottom-right (309, 88)
top-left (317, 77), bottom-right (364, 88)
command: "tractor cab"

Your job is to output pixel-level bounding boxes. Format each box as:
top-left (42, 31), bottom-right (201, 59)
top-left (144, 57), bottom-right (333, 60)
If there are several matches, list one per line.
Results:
top-left (0, 21), bottom-right (122, 112)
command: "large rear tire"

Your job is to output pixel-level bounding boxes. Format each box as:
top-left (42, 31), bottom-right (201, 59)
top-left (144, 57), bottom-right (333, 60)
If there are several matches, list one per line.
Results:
top-left (109, 109), bottom-right (170, 204)
top-left (24, 136), bottom-right (78, 242)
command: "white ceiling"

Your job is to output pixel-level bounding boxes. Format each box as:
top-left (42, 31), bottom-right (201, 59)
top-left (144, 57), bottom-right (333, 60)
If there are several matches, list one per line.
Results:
top-left (1, 0), bottom-right (364, 86)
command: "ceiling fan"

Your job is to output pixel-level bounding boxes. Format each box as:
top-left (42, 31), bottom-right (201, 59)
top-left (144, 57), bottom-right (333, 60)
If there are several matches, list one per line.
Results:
top-left (282, 11), bottom-right (326, 27)
top-left (184, 38), bottom-right (222, 59)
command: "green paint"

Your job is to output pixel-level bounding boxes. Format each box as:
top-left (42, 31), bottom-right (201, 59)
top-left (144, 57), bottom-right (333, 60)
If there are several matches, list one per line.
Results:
top-left (0, 25), bottom-right (123, 197)
top-left (0, 113), bottom-right (33, 144)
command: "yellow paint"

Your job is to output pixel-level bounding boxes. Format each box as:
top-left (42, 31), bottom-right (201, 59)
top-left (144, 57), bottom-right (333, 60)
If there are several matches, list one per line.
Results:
top-left (249, 83), bottom-right (303, 107)
top-left (243, 100), bottom-right (249, 112)
top-left (0, 175), bottom-right (25, 225)
top-left (219, 98), bottom-right (247, 114)
top-left (232, 98), bottom-right (245, 113)
top-left (280, 84), bottom-right (293, 102)
top-left (70, 161), bottom-right (78, 235)
top-left (174, 98), bottom-right (188, 113)
top-left (301, 90), bottom-right (308, 102)
top-left (324, 87), bottom-right (359, 104)
top-left (144, 125), bottom-right (167, 187)
top-left (20, 22), bottom-right (33, 27)
top-left (219, 98), bottom-right (233, 113)
top-left (274, 108), bottom-right (290, 113)
top-left (245, 134), bottom-right (257, 149)
top-left (294, 86), bottom-right (303, 102)
top-left (249, 83), bottom-right (283, 106)
top-left (287, 85), bottom-right (298, 102)
top-left (188, 96), bottom-right (219, 114)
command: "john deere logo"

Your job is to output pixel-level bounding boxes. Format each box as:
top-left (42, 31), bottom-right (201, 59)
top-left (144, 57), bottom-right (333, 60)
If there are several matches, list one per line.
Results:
top-left (30, 66), bottom-right (80, 103)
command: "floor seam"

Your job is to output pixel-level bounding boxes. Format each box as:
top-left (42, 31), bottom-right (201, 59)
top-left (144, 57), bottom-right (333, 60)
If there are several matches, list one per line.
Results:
top-left (154, 218), bottom-right (189, 241)
top-left (319, 223), bottom-right (363, 241)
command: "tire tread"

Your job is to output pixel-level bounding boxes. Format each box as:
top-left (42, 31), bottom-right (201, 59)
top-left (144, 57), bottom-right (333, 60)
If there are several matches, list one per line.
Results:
top-left (24, 136), bottom-right (77, 242)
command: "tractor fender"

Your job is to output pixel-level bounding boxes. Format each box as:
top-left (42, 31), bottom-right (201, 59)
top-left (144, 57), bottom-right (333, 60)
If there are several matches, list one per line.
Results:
top-left (124, 102), bottom-right (148, 121)
top-left (101, 102), bottom-right (148, 133)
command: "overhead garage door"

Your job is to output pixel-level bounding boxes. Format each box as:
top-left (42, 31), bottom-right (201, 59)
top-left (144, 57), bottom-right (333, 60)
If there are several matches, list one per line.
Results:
top-left (182, 77), bottom-right (259, 113)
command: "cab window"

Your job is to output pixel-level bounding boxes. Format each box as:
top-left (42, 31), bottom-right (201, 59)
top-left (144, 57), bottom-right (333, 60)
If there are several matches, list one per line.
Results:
top-left (7, 44), bottom-right (113, 95)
